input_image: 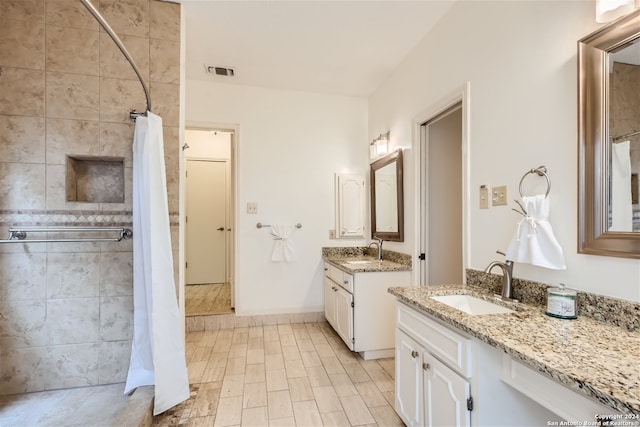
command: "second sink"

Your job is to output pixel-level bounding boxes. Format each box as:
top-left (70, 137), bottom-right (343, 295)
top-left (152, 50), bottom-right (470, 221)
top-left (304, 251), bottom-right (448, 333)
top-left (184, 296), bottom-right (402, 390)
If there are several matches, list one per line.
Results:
top-left (430, 294), bottom-right (514, 315)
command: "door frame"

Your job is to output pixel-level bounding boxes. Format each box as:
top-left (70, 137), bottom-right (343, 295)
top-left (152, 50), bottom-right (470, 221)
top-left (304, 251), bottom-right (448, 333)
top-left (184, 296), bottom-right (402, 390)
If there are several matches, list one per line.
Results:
top-left (180, 122), bottom-right (239, 313)
top-left (412, 82), bottom-right (471, 286)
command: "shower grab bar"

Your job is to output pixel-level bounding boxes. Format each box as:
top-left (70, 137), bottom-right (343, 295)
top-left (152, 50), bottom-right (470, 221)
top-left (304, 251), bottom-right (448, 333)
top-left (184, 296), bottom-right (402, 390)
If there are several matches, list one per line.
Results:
top-left (256, 223), bottom-right (302, 229)
top-left (0, 227), bottom-right (133, 244)
top-left (79, 0), bottom-right (151, 121)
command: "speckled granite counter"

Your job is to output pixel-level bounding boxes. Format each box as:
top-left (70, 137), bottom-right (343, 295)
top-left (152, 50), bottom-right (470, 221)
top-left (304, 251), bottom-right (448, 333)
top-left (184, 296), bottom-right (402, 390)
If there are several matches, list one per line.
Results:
top-left (322, 247), bottom-right (412, 273)
top-left (388, 284), bottom-right (640, 416)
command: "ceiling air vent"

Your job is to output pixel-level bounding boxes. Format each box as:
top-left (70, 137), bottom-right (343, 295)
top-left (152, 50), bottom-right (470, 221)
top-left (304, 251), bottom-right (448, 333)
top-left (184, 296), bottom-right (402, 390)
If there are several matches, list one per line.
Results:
top-left (205, 65), bottom-right (235, 76)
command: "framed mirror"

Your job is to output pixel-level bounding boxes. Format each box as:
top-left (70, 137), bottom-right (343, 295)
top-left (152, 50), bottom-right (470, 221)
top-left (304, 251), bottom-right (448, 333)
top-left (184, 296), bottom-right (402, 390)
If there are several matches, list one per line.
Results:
top-left (578, 10), bottom-right (640, 258)
top-left (370, 149), bottom-right (404, 241)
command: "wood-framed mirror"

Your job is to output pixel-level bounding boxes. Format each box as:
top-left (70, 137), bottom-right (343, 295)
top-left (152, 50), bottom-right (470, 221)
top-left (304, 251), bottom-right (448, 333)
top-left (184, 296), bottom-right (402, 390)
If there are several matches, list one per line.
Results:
top-left (578, 9), bottom-right (640, 259)
top-left (370, 149), bottom-right (404, 242)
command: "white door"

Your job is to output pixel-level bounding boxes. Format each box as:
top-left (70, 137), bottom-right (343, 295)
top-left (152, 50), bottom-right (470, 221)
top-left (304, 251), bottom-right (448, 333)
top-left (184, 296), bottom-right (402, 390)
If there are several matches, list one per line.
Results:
top-left (420, 104), bottom-right (463, 285)
top-left (423, 352), bottom-right (471, 427)
top-left (395, 329), bottom-right (425, 427)
top-left (186, 159), bottom-right (228, 284)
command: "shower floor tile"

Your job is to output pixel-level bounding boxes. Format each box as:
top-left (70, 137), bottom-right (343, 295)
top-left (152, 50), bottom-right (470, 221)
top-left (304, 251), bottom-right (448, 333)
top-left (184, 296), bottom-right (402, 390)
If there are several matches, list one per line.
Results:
top-left (0, 383), bottom-right (153, 427)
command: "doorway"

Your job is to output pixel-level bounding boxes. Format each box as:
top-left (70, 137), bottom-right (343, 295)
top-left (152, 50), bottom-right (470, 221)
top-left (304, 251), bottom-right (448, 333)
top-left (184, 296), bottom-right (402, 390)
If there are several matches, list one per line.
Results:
top-left (184, 129), bottom-right (235, 316)
top-left (417, 87), bottom-right (469, 286)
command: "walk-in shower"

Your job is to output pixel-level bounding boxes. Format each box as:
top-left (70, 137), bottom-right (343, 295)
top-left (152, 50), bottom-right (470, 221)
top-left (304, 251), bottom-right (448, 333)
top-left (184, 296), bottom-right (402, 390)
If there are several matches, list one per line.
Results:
top-left (0, 0), bottom-right (186, 422)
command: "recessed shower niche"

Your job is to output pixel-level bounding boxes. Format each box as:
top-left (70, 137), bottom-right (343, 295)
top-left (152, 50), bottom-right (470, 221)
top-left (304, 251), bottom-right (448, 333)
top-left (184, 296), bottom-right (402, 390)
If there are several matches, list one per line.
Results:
top-left (66, 156), bottom-right (125, 203)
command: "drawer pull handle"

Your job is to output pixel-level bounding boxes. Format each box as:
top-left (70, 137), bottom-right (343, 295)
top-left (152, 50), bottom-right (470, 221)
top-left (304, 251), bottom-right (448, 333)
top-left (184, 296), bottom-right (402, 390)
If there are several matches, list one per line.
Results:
top-left (411, 350), bottom-right (419, 358)
top-left (423, 363), bottom-right (430, 370)
top-left (343, 280), bottom-right (349, 284)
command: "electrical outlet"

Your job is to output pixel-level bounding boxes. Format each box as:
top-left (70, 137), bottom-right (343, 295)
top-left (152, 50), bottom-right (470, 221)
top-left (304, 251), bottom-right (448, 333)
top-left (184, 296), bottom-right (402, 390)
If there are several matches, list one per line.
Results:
top-left (479, 185), bottom-right (489, 209)
top-left (247, 202), bottom-right (258, 214)
top-left (492, 185), bottom-right (507, 206)
top-left (329, 229), bottom-right (336, 239)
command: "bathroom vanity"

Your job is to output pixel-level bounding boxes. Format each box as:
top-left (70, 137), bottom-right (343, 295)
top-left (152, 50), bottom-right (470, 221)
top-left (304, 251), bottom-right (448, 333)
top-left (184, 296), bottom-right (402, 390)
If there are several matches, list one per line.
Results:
top-left (322, 248), bottom-right (411, 360)
top-left (390, 285), bottom-right (637, 425)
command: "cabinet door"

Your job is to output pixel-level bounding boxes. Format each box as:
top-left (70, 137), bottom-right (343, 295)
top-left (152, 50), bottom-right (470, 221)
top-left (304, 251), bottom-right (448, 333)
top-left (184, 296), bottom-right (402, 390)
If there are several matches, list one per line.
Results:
top-left (423, 353), bottom-right (471, 427)
top-left (334, 286), bottom-right (354, 350)
top-left (395, 329), bottom-right (425, 427)
top-left (335, 173), bottom-right (366, 238)
top-left (324, 277), bottom-right (337, 329)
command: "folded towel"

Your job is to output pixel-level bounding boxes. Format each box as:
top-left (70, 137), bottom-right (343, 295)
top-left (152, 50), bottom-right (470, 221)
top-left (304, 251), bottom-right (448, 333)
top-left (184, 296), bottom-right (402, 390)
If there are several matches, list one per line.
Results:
top-left (270, 224), bottom-right (296, 262)
top-left (506, 194), bottom-right (566, 270)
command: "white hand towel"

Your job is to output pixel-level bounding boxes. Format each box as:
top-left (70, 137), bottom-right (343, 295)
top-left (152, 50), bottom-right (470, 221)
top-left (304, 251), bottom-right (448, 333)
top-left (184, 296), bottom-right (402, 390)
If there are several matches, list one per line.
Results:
top-left (270, 224), bottom-right (296, 262)
top-left (506, 194), bottom-right (566, 270)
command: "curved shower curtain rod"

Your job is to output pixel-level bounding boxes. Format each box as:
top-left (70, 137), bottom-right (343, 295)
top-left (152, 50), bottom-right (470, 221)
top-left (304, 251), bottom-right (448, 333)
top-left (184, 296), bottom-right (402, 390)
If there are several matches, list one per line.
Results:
top-left (79, 0), bottom-right (152, 121)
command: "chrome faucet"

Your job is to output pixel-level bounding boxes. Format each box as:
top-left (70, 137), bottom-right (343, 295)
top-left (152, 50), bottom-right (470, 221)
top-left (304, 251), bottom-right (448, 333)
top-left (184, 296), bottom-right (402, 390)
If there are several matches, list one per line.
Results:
top-left (368, 237), bottom-right (383, 262)
top-left (484, 250), bottom-right (515, 300)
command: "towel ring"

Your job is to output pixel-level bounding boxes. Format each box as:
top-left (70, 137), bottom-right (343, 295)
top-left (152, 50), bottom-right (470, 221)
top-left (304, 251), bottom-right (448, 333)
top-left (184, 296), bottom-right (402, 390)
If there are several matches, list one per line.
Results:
top-left (519, 166), bottom-right (551, 197)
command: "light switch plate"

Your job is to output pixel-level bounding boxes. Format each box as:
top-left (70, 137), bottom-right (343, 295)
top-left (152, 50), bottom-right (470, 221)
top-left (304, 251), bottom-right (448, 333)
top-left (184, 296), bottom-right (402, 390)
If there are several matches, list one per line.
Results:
top-left (247, 202), bottom-right (258, 214)
top-left (329, 229), bottom-right (336, 239)
top-left (492, 185), bottom-right (507, 206)
top-left (480, 185), bottom-right (489, 209)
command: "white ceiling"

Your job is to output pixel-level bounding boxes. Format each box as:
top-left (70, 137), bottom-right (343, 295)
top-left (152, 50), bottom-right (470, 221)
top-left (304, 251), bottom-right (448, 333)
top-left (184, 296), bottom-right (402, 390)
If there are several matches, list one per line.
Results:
top-left (182, 1), bottom-right (456, 97)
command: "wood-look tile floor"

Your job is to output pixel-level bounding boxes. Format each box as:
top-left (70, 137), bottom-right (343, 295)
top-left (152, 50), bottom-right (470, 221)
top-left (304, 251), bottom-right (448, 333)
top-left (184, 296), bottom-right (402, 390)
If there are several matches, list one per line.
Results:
top-left (152, 322), bottom-right (404, 427)
top-left (186, 283), bottom-right (234, 316)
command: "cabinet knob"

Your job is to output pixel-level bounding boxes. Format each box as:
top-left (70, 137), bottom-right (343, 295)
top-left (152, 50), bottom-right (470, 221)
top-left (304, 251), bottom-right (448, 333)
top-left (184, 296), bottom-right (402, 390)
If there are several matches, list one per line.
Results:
top-left (411, 350), bottom-right (419, 358)
top-left (343, 280), bottom-right (349, 284)
top-left (423, 362), bottom-right (430, 370)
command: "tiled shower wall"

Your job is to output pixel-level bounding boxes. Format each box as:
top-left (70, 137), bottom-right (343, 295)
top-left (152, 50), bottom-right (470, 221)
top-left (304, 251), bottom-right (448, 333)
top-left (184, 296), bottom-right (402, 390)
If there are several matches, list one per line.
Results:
top-left (0, 0), bottom-right (180, 395)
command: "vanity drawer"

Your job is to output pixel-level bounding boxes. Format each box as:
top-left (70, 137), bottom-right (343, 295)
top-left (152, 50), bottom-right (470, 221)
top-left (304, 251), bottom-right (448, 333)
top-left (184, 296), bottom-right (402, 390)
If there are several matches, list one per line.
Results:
top-left (324, 263), bottom-right (354, 293)
top-left (397, 302), bottom-right (472, 377)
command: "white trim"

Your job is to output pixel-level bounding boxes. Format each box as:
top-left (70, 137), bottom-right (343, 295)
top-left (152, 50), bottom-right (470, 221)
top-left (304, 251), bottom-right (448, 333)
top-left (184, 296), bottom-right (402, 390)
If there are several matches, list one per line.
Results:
top-left (411, 82), bottom-right (471, 286)
top-left (183, 121), bottom-right (240, 313)
top-left (178, 7), bottom-right (186, 337)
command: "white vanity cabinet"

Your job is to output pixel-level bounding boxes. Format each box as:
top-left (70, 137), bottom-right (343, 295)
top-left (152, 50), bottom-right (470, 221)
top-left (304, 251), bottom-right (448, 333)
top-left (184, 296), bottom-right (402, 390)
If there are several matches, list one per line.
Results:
top-left (334, 173), bottom-right (366, 239)
top-left (395, 301), bottom-right (559, 427)
top-left (324, 262), bottom-right (409, 359)
top-left (395, 302), bottom-right (472, 427)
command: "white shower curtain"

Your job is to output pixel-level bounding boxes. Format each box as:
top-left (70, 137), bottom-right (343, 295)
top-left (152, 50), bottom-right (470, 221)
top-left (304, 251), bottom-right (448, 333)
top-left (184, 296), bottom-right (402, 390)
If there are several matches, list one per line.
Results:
top-left (124, 112), bottom-right (189, 415)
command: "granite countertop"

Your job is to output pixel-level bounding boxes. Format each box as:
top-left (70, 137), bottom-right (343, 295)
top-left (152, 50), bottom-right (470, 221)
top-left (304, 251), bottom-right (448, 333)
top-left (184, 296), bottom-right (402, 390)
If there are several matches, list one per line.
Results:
top-left (388, 284), bottom-right (640, 416)
top-left (323, 256), bottom-right (411, 273)
top-left (322, 246), bottom-right (412, 273)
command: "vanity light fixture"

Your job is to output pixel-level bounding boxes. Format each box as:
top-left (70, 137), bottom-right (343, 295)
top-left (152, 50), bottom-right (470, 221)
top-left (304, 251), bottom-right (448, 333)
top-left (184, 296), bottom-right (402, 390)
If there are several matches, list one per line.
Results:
top-left (596, 0), bottom-right (636, 22)
top-left (370, 132), bottom-right (390, 159)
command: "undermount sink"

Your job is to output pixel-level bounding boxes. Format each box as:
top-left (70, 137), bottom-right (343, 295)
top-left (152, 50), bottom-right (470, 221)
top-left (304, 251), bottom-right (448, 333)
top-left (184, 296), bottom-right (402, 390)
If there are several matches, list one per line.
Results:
top-left (344, 260), bottom-right (375, 265)
top-left (430, 294), bottom-right (514, 315)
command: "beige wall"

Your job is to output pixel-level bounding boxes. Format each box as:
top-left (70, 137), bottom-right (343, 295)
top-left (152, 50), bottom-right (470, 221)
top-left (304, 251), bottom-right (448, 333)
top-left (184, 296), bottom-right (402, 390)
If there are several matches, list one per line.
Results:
top-left (0, 0), bottom-right (180, 394)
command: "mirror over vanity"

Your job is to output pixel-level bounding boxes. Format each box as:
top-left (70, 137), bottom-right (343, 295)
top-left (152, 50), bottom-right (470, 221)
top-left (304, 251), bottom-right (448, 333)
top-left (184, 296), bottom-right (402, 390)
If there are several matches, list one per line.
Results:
top-left (578, 9), bottom-right (640, 258)
top-left (370, 149), bottom-right (404, 241)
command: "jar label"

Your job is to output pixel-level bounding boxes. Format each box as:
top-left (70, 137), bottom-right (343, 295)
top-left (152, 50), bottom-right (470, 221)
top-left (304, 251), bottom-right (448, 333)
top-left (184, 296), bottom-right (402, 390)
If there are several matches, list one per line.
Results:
top-left (547, 295), bottom-right (575, 317)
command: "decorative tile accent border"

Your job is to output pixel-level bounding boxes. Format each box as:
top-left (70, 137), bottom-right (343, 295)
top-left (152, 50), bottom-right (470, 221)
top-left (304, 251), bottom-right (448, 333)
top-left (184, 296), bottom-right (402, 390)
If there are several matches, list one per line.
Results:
top-left (0, 209), bottom-right (179, 227)
top-left (466, 269), bottom-right (640, 332)
top-left (186, 311), bottom-right (326, 332)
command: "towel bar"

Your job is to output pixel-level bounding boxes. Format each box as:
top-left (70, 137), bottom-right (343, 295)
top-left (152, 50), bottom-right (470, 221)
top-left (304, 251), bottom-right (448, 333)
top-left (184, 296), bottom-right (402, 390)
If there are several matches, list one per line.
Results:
top-left (256, 223), bottom-right (302, 229)
top-left (0, 226), bottom-right (133, 244)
